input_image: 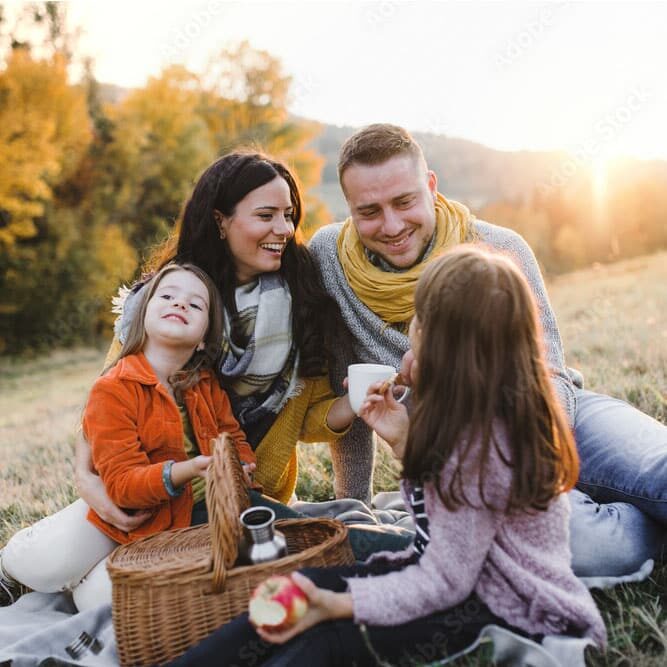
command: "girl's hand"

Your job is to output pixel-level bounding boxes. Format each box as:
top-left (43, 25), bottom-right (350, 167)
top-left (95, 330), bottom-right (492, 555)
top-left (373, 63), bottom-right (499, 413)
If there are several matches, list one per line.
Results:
top-left (359, 381), bottom-right (409, 458)
top-left (241, 462), bottom-right (256, 486)
top-left (189, 455), bottom-right (213, 479)
top-left (255, 572), bottom-right (353, 645)
top-left (170, 455), bottom-right (212, 488)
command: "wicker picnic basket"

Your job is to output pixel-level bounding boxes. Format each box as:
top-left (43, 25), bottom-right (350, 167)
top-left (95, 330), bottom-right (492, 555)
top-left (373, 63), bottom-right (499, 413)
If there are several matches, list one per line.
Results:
top-left (107, 433), bottom-right (355, 666)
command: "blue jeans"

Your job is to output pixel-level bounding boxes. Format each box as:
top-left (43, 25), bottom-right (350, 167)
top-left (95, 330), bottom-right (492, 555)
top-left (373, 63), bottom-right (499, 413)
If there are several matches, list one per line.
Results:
top-left (569, 389), bottom-right (667, 576)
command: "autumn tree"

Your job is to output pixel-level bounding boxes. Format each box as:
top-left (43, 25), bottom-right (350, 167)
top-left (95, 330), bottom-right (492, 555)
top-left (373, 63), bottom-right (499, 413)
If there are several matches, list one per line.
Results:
top-left (89, 65), bottom-right (213, 252)
top-left (198, 42), bottom-right (329, 238)
top-left (0, 22), bottom-right (331, 353)
top-left (0, 4), bottom-right (136, 353)
top-left (0, 48), bottom-right (90, 246)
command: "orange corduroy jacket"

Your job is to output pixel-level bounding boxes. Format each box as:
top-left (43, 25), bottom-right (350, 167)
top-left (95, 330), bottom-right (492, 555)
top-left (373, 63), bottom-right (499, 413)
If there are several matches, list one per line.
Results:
top-left (82, 352), bottom-right (254, 544)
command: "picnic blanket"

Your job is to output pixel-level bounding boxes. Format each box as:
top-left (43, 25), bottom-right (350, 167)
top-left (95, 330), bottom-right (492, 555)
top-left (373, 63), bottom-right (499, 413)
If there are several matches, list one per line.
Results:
top-left (0, 492), bottom-right (653, 667)
top-left (0, 593), bottom-right (116, 666)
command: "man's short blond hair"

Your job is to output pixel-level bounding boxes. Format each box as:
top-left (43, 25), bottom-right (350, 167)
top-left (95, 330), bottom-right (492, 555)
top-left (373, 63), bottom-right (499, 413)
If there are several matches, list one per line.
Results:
top-left (337, 123), bottom-right (426, 188)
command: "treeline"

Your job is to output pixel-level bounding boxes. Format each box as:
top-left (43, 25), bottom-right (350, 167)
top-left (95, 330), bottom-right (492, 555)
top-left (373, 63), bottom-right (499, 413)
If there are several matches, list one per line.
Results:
top-left (3, 5), bottom-right (666, 355)
top-left (0, 4), bottom-right (329, 354)
top-left (477, 160), bottom-right (667, 275)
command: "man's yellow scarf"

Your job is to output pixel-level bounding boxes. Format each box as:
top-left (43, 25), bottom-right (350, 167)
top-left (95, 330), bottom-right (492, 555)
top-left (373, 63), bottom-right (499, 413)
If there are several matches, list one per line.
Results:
top-left (337, 193), bottom-right (473, 324)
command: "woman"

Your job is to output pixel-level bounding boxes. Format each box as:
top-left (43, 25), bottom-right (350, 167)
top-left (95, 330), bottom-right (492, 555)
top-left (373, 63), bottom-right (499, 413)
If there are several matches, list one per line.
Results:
top-left (77, 152), bottom-right (357, 521)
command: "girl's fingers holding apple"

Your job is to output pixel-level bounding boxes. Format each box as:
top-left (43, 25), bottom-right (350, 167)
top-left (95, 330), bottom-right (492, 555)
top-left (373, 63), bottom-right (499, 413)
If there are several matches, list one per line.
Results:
top-left (290, 572), bottom-right (321, 601)
top-left (256, 624), bottom-right (294, 644)
top-left (255, 604), bottom-right (326, 644)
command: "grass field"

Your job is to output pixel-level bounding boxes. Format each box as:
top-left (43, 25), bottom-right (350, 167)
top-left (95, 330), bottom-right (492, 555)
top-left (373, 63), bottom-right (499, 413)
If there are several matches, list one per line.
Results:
top-left (1, 251), bottom-right (665, 665)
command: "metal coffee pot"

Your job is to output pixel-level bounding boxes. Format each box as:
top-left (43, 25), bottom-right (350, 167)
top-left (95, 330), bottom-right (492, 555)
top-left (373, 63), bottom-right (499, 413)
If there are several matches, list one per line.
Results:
top-left (236, 506), bottom-right (288, 565)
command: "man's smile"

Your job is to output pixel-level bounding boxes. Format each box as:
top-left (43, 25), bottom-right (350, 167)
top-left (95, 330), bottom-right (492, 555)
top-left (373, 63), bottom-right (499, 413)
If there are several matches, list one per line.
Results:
top-left (381, 229), bottom-right (414, 250)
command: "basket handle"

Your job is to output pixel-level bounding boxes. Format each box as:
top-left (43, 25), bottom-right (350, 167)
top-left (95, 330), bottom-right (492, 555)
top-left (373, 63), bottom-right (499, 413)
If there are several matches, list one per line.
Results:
top-left (206, 433), bottom-right (250, 593)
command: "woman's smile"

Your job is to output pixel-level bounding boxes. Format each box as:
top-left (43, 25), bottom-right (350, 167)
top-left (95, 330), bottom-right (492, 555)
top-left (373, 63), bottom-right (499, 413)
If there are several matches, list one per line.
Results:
top-left (218, 177), bottom-right (295, 284)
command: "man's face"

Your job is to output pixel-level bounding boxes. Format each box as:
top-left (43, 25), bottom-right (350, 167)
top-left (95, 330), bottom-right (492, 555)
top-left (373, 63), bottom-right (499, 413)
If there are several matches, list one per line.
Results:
top-left (341, 154), bottom-right (437, 269)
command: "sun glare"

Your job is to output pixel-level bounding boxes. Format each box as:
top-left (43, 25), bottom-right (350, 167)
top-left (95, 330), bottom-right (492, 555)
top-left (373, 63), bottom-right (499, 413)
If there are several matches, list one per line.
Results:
top-left (591, 157), bottom-right (609, 227)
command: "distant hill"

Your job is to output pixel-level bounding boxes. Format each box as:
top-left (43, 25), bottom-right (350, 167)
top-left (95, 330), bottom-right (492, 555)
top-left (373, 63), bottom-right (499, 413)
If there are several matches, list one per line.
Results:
top-left (98, 83), bottom-right (667, 223)
top-left (312, 123), bottom-right (578, 220)
top-left (312, 123), bottom-right (667, 222)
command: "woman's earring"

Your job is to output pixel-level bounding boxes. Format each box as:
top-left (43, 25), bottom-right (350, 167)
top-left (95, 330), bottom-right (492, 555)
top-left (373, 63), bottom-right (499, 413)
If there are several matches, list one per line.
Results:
top-left (214, 212), bottom-right (226, 240)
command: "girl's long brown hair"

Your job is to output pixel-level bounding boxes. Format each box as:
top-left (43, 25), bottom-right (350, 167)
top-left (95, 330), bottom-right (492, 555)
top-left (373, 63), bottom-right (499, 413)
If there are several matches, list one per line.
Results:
top-left (109, 263), bottom-right (223, 403)
top-left (402, 245), bottom-right (578, 513)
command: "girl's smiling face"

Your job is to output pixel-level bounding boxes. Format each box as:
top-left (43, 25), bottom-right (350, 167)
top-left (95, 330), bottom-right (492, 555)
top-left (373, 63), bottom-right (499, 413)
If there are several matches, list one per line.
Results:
top-left (217, 176), bottom-right (295, 284)
top-left (144, 269), bottom-right (210, 350)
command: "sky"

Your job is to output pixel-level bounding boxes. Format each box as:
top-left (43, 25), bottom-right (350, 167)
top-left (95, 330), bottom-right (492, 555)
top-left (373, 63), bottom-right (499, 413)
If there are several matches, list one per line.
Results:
top-left (8, 0), bottom-right (667, 161)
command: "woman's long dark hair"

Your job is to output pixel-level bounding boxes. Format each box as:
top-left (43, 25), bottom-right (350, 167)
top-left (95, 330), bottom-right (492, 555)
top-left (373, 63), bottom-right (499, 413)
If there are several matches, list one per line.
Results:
top-left (147, 152), bottom-right (340, 377)
top-left (402, 245), bottom-right (579, 513)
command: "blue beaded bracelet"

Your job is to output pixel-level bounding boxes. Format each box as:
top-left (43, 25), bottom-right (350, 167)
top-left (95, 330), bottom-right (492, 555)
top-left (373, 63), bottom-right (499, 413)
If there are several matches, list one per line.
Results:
top-left (162, 460), bottom-right (183, 497)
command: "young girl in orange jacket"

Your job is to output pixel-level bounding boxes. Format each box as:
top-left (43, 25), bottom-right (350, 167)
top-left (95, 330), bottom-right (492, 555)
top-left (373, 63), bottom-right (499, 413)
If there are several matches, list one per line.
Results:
top-left (0, 263), bottom-right (254, 610)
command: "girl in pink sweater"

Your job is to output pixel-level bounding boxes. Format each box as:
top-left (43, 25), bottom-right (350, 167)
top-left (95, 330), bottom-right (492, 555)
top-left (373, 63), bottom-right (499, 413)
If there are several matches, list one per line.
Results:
top-left (170, 245), bottom-right (606, 666)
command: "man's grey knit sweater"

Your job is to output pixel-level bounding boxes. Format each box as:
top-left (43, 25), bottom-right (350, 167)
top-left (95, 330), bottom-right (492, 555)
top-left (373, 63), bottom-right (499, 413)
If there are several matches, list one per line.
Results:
top-left (309, 218), bottom-right (578, 503)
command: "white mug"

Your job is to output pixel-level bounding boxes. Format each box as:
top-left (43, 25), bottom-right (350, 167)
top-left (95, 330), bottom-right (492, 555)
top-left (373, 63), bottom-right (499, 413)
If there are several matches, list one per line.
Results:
top-left (347, 363), bottom-right (410, 415)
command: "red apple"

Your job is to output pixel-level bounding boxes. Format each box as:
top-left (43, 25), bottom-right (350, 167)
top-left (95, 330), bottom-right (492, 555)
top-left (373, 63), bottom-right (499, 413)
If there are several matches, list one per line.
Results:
top-left (248, 575), bottom-right (309, 631)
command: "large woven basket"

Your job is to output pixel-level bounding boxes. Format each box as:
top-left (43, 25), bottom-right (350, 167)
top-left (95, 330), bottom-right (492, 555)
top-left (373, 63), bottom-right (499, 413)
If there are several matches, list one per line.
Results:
top-left (107, 433), bottom-right (354, 666)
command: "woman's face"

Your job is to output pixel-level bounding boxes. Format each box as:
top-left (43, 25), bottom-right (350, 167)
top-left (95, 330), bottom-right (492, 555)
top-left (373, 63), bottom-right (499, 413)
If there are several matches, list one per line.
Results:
top-left (218, 177), bottom-right (296, 284)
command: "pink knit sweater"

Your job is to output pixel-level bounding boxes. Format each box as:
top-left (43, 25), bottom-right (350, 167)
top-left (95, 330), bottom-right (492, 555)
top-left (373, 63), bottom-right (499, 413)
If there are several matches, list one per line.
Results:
top-left (346, 424), bottom-right (607, 648)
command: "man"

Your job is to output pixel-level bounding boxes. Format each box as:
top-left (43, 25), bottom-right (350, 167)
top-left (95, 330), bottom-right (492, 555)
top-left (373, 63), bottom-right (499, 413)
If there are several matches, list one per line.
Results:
top-left (309, 123), bottom-right (666, 578)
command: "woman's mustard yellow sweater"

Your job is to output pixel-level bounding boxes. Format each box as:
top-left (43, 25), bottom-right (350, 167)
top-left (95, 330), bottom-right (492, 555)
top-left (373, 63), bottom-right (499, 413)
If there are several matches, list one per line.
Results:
top-left (253, 375), bottom-right (347, 503)
top-left (105, 339), bottom-right (346, 504)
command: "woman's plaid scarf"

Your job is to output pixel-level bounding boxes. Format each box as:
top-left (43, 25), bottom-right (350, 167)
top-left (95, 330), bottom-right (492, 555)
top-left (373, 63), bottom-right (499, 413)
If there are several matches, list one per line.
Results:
top-left (219, 273), bottom-right (302, 437)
